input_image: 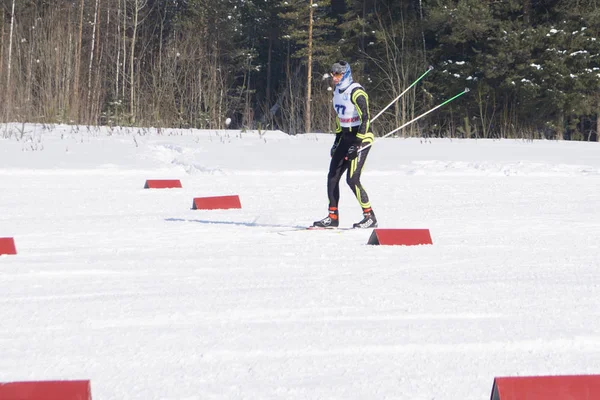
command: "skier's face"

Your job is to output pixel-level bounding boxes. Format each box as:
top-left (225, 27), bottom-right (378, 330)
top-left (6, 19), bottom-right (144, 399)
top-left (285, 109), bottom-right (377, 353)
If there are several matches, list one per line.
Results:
top-left (331, 72), bottom-right (343, 85)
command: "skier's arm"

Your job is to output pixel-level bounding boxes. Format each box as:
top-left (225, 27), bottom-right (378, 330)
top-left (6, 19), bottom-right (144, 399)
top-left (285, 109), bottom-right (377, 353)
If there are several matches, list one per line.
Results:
top-left (352, 88), bottom-right (374, 146)
top-left (331, 132), bottom-right (342, 157)
top-left (330, 113), bottom-right (342, 157)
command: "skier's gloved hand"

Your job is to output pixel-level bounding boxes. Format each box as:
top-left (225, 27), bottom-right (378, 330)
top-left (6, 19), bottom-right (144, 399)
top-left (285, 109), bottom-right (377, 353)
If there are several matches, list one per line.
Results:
top-left (330, 144), bottom-right (337, 157)
top-left (345, 144), bottom-right (359, 160)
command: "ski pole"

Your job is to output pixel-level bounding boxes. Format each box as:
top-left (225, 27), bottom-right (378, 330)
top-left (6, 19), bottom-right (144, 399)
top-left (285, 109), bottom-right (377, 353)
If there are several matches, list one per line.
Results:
top-left (371, 65), bottom-right (434, 123)
top-left (360, 87), bottom-right (470, 152)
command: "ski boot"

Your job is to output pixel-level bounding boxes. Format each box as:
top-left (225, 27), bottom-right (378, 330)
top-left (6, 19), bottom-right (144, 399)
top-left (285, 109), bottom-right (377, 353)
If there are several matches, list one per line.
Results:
top-left (312, 207), bottom-right (339, 228)
top-left (353, 208), bottom-right (377, 229)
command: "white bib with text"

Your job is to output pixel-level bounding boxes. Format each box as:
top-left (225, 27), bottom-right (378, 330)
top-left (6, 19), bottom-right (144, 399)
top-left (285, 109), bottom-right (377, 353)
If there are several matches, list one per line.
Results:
top-left (333, 83), bottom-right (362, 128)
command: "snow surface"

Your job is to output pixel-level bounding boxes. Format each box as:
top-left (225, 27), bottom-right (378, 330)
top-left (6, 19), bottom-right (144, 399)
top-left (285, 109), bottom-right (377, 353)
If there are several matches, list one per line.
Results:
top-left (1, 124), bottom-right (600, 399)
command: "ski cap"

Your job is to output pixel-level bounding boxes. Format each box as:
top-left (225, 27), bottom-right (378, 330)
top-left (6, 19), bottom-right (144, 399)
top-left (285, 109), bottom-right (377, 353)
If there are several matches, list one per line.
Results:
top-left (331, 60), bottom-right (353, 90)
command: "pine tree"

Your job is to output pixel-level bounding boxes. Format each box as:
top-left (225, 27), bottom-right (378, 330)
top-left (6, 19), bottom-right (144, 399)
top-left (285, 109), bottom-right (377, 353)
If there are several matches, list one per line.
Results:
top-left (279, 0), bottom-right (336, 133)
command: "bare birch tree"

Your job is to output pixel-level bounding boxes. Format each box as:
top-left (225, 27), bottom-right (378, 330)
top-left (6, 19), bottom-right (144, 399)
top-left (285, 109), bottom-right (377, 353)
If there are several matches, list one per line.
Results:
top-left (87, 0), bottom-right (99, 119)
top-left (129, 0), bottom-right (148, 124)
top-left (115, 0), bottom-right (122, 102)
top-left (0, 4), bottom-right (4, 89)
top-left (72, 0), bottom-right (85, 121)
top-left (5, 0), bottom-right (15, 115)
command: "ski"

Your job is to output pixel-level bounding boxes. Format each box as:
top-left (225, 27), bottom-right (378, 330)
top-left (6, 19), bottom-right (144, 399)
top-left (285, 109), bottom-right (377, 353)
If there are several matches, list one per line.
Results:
top-left (305, 226), bottom-right (355, 231)
top-left (276, 226), bottom-right (358, 235)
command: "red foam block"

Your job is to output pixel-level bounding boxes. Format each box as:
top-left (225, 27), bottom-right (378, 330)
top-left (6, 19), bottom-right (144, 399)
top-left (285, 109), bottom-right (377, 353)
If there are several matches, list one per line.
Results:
top-left (367, 229), bottom-right (432, 246)
top-left (144, 179), bottom-right (182, 189)
top-left (491, 375), bottom-right (600, 400)
top-left (192, 195), bottom-right (241, 210)
top-left (0, 380), bottom-right (92, 400)
top-left (0, 237), bottom-right (17, 255)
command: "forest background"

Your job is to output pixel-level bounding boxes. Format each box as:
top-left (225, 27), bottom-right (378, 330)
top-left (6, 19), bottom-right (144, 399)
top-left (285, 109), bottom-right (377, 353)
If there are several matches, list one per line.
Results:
top-left (1, 0), bottom-right (599, 141)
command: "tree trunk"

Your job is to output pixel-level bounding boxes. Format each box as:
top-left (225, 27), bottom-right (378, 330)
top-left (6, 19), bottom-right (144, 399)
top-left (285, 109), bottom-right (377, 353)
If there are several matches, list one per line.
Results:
top-left (286, 41), bottom-right (295, 134)
top-left (6, 0), bottom-right (15, 112)
top-left (0, 5), bottom-right (4, 87)
top-left (115, 0), bottom-right (122, 103)
top-left (305, 0), bottom-right (314, 134)
top-left (73, 0), bottom-right (85, 121)
top-left (121, 0), bottom-right (127, 101)
top-left (130, 0), bottom-right (141, 123)
top-left (419, 0), bottom-right (426, 61)
top-left (266, 32), bottom-right (273, 107)
top-left (557, 113), bottom-right (564, 140)
top-left (597, 105), bottom-right (600, 141)
top-left (87, 0), bottom-right (100, 122)
top-left (523, 0), bottom-right (531, 24)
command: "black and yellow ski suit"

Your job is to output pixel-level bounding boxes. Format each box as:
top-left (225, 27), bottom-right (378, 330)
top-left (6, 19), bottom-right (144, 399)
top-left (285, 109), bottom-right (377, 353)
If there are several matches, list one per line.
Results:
top-left (327, 84), bottom-right (375, 210)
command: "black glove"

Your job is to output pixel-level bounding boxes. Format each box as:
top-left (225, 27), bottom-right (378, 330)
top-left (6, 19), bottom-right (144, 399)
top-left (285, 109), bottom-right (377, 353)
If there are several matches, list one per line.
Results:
top-left (330, 144), bottom-right (337, 157)
top-left (345, 144), bottom-right (359, 160)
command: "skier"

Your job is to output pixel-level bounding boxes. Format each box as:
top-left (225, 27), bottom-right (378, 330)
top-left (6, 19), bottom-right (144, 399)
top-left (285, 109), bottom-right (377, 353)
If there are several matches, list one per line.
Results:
top-left (312, 60), bottom-right (377, 229)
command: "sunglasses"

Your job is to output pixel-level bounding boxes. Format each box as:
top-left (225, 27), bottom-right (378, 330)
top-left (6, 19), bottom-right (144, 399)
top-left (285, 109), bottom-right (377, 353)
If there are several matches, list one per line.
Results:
top-left (331, 72), bottom-right (344, 77)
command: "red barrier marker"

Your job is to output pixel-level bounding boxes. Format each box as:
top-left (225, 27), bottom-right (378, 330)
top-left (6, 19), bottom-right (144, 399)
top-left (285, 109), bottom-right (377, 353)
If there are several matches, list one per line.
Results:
top-left (144, 179), bottom-right (182, 189)
top-left (192, 195), bottom-right (242, 210)
top-left (367, 229), bottom-right (432, 246)
top-left (0, 237), bottom-right (17, 255)
top-left (0, 380), bottom-right (92, 400)
top-left (491, 375), bottom-right (600, 400)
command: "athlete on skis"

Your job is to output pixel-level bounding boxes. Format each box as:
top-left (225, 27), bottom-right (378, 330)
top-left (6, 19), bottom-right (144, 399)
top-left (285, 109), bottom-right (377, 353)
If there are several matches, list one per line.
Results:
top-left (312, 60), bottom-right (377, 229)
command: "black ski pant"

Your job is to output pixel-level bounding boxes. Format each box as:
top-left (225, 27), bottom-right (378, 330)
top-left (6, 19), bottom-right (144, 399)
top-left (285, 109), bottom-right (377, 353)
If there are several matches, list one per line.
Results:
top-left (327, 139), bottom-right (372, 210)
